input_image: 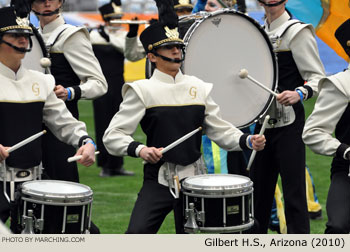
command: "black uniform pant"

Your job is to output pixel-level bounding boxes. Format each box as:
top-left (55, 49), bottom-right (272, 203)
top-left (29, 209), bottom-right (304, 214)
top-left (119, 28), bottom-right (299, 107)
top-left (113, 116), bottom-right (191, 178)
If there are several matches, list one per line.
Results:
top-left (325, 170), bottom-right (350, 233)
top-left (92, 79), bottom-right (124, 171)
top-left (126, 180), bottom-right (184, 234)
top-left (236, 0), bottom-right (247, 13)
top-left (250, 121), bottom-right (309, 234)
top-left (42, 129), bottom-right (79, 182)
top-left (0, 181), bottom-right (16, 224)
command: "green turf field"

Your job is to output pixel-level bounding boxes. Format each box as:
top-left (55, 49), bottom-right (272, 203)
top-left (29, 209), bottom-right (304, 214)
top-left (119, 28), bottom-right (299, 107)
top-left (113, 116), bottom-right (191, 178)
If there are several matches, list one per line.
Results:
top-left (77, 97), bottom-right (332, 234)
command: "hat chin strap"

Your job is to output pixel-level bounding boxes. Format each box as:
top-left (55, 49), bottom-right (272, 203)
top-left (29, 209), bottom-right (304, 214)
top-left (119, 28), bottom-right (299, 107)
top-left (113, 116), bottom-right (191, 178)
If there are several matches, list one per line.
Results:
top-left (0, 37), bottom-right (33, 53)
top-left (257, 0), bottom-right (286, 7)
top-left (32, 8), bottom-right (60, 16)
top-left (153, 51), bottom-right (184, 63)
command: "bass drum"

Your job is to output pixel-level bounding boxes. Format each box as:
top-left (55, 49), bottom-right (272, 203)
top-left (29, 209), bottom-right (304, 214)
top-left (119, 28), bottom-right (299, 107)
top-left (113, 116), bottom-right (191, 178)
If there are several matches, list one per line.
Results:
top-left (22, 24), bottom-right (47, 73)
top-left (182, 9), bottom-right (277, 128)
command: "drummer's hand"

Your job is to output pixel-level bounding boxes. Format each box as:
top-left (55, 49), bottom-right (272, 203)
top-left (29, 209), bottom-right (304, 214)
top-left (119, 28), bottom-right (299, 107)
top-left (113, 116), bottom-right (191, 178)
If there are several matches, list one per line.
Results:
top-left (0, 144), bottom-right (9, 162)
top-left (276, 90), bottom-right (300, 106)
top-left (139, 147), bottom-right (163, 164)
top-left (250, 135), bottom-right (266, 151)
top-left (75, 143), bottom-right (96, 167)
top-left (54, 85), bottom-right (68, 101)
top-left (127, 17), bottom-right (139, 38)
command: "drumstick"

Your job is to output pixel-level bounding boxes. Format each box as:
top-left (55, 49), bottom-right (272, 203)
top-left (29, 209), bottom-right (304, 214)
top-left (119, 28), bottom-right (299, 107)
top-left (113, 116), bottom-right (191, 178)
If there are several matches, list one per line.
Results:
top-left (7, 130), bottom-right (47, 154)
top-left (162, 127), bottom-right (202, 155)
top-left (67, 151), bottom-right (100, 163)
top-left (143, 127), bottom-right (202, 164)
top-left (246, 115), bottom-right (270, 171)
top-left (239, 69), bottom-right (278, 97)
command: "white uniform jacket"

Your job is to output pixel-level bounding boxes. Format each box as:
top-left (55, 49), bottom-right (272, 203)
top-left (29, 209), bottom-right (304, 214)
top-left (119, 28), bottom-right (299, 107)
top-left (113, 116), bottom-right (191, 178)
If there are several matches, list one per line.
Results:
top-left (303, 66), bottom-right (350, 160)
top-left (0, 62), bottom-right (88, 147)
top-left (39, 15), bottom-right (107, 100)
top-left (264, 11), bottom-right (325, 98)
top-left (103, 69), bottom-right (250, 186)
top-left (103, 69), bottom-right (249, 157)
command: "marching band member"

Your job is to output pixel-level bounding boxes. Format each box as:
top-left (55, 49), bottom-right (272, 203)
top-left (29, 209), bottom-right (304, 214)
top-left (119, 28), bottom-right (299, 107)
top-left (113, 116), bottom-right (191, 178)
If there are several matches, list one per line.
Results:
top-left (249, 0), bottom-right (325, 233)
top-left (303, 19), bottom-right (350, 234)
top-left (103, 0), bottom-right (265, 234)
top-left (90, 0), bottom-right (145, 177)
top-left (30, 0), bottom-right (107, 182)
top-left (0, 6), bottom-right (96, 229)
top-left (173, 0), bottom-right (193, 16)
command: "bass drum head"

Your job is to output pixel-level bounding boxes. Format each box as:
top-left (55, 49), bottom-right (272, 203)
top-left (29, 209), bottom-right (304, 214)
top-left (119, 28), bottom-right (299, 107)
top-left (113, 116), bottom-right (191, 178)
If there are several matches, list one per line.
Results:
top-left (22, 24), bottom-right (47, 73)
top-left (182, 9), bottom-right (277, 128)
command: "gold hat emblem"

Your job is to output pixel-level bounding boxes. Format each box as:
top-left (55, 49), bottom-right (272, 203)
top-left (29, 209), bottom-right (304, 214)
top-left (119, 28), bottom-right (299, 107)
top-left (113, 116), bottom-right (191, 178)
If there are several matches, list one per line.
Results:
top-left (16, 16), bottom-right (29, 26)
top-left (179, 0), bottom-right (190, 5)
top-left (111, 2), bottom-right (122, 14)
top-left (165, 26), bottom-right (179, 39)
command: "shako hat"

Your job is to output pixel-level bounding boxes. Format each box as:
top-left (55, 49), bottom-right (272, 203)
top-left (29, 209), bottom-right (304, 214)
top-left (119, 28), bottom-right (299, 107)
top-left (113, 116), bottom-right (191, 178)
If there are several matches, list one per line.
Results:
top-left (173, 0), bottom-right (193, 11)
top-left (0, 6), bottom-right (33, 35)
top-left (99, 0), bottom-right (123, 21)
top-left (140, 0), bottom-right (184, 53)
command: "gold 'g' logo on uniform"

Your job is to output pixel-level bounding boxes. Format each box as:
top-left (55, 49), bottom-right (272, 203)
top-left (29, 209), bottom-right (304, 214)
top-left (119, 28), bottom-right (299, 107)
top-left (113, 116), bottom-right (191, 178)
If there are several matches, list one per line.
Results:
top-left (189, 87), bottom-right (197, 99)
top-left (32, 83), bottom-right (40, 96)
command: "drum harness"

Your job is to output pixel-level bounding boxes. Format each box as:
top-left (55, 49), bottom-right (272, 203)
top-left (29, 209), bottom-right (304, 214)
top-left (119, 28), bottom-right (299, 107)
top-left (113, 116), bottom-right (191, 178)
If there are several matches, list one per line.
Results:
top-left (0, 161), bottom-right (43, 202)
top-left (260, 20), bottom-right (303, 128)
top-left (162, 157), bottom-right (207, 199)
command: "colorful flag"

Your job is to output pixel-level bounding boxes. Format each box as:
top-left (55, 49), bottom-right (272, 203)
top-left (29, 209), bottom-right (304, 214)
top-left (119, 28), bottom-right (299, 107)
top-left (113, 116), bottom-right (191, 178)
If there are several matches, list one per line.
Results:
top-left (287, 0), bottom-right (350, 61)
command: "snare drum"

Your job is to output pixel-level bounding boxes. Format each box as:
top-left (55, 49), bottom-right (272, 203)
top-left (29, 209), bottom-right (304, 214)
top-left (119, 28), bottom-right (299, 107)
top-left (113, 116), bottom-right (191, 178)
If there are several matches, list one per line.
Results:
top-left (182, 9), bottom-right (277, 128)
top-left (20, 180), bottom-right (93, 234)
top-left (22, 24), bottom-right (47, 73)
top-left (182, 174), bottom-right (254, 233)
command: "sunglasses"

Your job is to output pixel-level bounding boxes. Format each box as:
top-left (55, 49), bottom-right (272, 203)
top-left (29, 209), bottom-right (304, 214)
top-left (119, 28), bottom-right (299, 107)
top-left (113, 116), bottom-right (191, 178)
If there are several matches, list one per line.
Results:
top-left (7, 33), bottom-right (31, 39)
top-left (33, 0), bottom-right (57, 3)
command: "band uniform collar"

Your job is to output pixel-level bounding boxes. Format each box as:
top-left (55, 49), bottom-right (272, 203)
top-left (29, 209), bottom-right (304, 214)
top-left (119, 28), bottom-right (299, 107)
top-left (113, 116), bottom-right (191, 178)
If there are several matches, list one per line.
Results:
top-left (151, 68), bottom-right (185, 84)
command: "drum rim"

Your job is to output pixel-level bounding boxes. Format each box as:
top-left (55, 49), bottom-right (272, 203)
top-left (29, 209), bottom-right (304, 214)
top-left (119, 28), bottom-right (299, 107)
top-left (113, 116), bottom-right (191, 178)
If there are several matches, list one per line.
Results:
top-left (21, 180), bottom-right (93, 201)
top-left (181, 9), bottom-right (278, 128)
top-left (182, 174), bottom-right (253, 193)
top-left (190, 217), bottom-right (255, 233)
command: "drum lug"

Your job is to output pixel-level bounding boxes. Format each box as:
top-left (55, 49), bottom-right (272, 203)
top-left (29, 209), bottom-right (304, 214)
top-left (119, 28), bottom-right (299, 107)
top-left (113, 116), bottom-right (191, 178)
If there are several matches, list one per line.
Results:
top-left (197, 211), bottom-right (205, 223)
top-left (21, 210), bottom-right (35, 234)
top-left (35, 218), bottom-right (44, 232)
top-left (184, 203), bottom-right (199, 233)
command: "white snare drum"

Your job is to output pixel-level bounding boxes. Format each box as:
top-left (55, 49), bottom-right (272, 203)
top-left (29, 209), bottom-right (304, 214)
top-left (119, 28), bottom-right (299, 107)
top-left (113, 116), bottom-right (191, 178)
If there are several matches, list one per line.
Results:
top-left (182, 174), bottom-right (254, 233)
top-left (22, 24), bottom-right (47, 73)
top-left (20, 180), bottom-right (93, 234)
top-left (182, 10), bottom-right (277, 128)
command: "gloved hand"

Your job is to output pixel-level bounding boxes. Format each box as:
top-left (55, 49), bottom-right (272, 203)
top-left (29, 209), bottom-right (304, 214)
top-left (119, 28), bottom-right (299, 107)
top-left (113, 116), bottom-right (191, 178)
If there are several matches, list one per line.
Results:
top-left (127, 17), bottom-right (139, 38)
top-left (149, 18), bottom-right (158, 25)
